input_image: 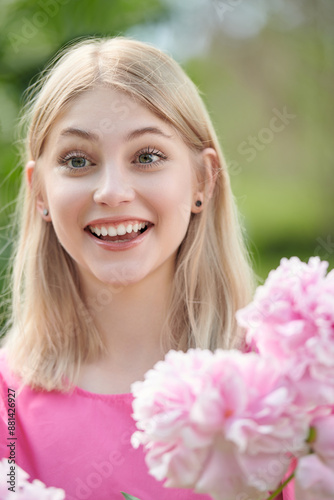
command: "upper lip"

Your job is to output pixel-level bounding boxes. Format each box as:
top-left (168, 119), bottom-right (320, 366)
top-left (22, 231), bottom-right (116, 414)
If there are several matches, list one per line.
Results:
top-left (85, 217), bottom-right (154, 228)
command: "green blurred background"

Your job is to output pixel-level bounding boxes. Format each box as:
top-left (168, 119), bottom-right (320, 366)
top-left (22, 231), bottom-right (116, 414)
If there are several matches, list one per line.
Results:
top-left (0, 0), bottom-right (333, 308)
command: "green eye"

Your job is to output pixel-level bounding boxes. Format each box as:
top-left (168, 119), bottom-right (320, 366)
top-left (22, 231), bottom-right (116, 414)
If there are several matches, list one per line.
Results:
top-left (138, 153), bottom-right (157, 164)
top-left (70, 157), bottom-right (87, 168)
top-left (136, 148), bottom-right (167, 167)
top-left (57, 151), bottom-right (94, 172)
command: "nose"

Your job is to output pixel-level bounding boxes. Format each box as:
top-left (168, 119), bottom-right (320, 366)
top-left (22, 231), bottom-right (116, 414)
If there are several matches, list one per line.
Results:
top-left (93, 163), bottom-right (135, 207)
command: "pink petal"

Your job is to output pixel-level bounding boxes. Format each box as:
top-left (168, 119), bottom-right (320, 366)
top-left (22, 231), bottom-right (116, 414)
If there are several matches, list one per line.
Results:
top-left (295, 454), bottom-right (334, 500)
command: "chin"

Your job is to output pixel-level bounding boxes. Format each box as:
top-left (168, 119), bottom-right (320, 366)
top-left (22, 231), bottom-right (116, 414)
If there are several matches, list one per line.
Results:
top-left (95, 265), bottom-right (149, 288)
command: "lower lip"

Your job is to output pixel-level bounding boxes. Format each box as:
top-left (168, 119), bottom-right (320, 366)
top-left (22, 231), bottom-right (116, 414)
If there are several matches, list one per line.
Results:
top-left (85, 226), bottom-right (153, 251)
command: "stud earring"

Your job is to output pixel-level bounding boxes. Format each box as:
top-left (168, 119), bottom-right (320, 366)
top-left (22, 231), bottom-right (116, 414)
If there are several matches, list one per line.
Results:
top-left (43, 208), bottom-right (49, 216)
top-left (195, 200), bottom-right (202, 207)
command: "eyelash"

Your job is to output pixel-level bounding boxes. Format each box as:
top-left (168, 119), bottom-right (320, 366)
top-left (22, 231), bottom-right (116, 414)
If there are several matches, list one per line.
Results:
top-left (57, 150), bottom-right (93, 172)
top-left (133, 146), bottom-right (167, 169)
top-left (57, 146), bottom-right (168, 173)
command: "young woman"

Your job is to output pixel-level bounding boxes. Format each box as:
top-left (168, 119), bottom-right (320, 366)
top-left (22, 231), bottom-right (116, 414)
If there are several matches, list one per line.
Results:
top-left (0, 37), bottom-right (258, 499)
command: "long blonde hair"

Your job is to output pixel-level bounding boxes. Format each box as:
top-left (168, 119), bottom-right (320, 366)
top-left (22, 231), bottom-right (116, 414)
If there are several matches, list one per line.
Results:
top-left (2, 37), bottom-right (255, 390)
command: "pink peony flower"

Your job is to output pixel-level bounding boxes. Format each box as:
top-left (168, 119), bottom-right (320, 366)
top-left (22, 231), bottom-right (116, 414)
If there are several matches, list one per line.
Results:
top-left (236, 257), bottom-right (334, 407)
top-left (131, 349), bottom-right (214, 488)
top-left (294, 413), bottom-right (334, 500)
top-left (294, 455), bottom-right (334, 500)
top-left (131, 349), bottom-right (310, 500)
top-left (0, 459), bottom-right (65, 500)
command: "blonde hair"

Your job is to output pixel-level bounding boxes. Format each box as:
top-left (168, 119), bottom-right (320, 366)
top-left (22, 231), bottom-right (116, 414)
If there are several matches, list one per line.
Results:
top-left (2, 37), bottom-right (255, 390)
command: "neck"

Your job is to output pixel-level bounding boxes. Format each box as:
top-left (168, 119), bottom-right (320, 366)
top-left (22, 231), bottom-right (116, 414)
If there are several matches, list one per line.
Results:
top-left (89, 274), bottom-right (172, 355)
top-left (77, 264), bottom-right (174, 393)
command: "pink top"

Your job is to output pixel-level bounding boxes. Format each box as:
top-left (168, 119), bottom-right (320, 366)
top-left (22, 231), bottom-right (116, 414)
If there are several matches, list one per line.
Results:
top-left (0, 349), bottom-right (212, 500)
top-left (0, 349), bottom-right (292, 500)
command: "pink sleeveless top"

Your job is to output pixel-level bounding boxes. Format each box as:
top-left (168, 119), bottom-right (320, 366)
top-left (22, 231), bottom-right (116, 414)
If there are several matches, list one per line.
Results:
top-left (0, 349), bottom-right (291, 499)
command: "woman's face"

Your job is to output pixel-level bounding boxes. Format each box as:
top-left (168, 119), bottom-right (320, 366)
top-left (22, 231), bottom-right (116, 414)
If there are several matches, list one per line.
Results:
top-left (31, 87), bottom-right (209, 290)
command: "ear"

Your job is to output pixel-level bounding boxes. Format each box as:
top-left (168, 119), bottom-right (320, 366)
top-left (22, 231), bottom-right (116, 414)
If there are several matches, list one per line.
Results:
top-left (25, 160), bottom-right (51, 221)
top-left (192, 148), bottom-right (218, 213)
top-left (26, 160), bottom-right (35, 189)
top-left (201, 147), bottom-right (218, 199)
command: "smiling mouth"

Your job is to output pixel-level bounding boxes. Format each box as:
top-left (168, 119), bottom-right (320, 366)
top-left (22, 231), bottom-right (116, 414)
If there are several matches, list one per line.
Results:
top-left (86, 222), bottom-right (151, 242)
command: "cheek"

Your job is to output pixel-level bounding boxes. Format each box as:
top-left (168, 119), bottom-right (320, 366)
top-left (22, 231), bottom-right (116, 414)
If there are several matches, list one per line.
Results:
top-left (45, 179), bottom-right (89, 232)
top-left (144, 174), bottom-right (193, 229)
top-left (46, 174), bottom-right (89, 208)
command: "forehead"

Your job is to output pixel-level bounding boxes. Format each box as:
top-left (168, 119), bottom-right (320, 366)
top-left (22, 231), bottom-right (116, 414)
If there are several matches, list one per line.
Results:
top-left (48, 87), bottom-right (177, 144)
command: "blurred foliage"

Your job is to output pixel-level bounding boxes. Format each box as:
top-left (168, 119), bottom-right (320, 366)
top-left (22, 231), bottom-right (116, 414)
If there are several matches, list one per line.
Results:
top-left (185, 1), bottom-right (334, 278)
top-left (0, 0), bottom-right (333, 329)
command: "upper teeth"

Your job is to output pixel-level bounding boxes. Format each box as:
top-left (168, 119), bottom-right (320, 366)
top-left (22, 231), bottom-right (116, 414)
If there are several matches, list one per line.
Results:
top-left (89, 222), bottom-right (148, 237)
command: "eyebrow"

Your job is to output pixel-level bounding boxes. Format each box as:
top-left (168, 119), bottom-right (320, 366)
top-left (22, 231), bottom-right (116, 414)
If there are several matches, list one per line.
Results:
top-left (60, 127), bottom-right (100, 142)
top-left (59, 126), bottom-right (173, 143)
top-left (125, 126), bottom-right (173, 141)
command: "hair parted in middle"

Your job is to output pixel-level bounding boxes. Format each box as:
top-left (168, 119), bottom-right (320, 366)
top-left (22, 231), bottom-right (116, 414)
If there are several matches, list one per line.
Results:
top-left (4, 36), bottom-right (255, 390)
